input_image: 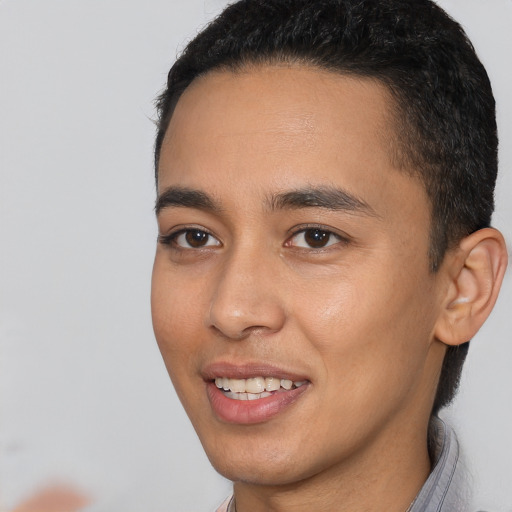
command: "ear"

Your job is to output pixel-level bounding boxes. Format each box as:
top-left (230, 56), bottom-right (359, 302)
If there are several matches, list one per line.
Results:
top-left (435, 227), bottom-right (508, 346)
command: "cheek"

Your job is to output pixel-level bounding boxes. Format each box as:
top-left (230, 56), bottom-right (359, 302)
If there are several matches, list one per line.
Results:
top-left (151, 263), bottom-right (211, 426)
top-left (151, 259), bottom-right (204, 376)
top-left (292, 259), bottom-right (437, 381)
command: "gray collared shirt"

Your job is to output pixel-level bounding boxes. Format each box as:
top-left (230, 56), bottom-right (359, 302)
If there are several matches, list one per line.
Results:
top-left (409, 417), bottom-right (472, 512)
top-left (216, 418), bottom-right (478, 512)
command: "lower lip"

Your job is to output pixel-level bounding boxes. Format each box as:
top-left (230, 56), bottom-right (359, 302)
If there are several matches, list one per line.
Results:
top-left (206, 382), bottom-right (309, 424)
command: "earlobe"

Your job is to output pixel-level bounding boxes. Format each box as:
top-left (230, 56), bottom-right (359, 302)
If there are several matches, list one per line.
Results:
top-left (435, 228), bottom-right (508, 346)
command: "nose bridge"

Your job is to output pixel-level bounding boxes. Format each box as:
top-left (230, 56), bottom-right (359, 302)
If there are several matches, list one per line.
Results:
top-left (208, 241), bottom-right (286, 339)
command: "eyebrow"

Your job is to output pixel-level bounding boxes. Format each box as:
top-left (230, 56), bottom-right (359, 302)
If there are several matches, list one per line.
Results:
top-left (155, 185), bottom-right (378, 218)
top-left (155, 186), bottom-right (221, 215)
top-left (267, 186), bottom-right (378, 217)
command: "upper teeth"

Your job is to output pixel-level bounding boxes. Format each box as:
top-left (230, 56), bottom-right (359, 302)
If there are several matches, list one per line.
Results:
top-left (214, 376), bottom-right (306, 393)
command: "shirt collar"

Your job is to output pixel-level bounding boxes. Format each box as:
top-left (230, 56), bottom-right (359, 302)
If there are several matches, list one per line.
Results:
top-left (409, 417), bottom-right (471, 512)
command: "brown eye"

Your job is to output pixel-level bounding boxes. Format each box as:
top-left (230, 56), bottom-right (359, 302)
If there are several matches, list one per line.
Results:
top-left (174, 229), bottom-right (221, 249)
top-left (185, 230), bottom-right (209, 247)
top-left (304, 229), bottom-right (331, 248)
top-left (289, 228), bottom-right (341, 249)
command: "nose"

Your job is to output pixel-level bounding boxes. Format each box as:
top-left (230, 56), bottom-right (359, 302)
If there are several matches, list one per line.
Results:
top-left (208, 246), bottom-right (286, 340)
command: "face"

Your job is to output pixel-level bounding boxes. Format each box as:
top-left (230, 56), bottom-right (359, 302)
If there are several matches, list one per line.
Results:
top-left (151, 66), bottom-right (446, 486)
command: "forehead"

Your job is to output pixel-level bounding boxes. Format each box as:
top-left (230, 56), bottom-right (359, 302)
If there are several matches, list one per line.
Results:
top-left (158, 65), bottom-right (428, 227)
top-left (162, 65), bottom-right (394, 172)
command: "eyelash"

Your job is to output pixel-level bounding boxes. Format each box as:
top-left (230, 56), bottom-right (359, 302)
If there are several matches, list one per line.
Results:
top-left (286, 225), bottom-right (349, 250)
top-left (158, 227), bottom-right (220, 249)
top-left (158, 225), bottom-right (350, 251)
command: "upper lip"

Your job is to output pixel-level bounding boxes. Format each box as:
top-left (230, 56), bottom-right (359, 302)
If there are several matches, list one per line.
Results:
top-left (201, 361), bottom-right (310, 382)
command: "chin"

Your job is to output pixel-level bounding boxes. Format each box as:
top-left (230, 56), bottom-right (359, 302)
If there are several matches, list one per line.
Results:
top-left (212, 458), bottom-right (305, 486)
top-left (202, 434), bottom-right (320, 486)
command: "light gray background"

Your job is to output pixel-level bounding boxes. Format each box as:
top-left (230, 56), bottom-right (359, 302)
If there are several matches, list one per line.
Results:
top-left (0, 1), bottom-right (510, 511)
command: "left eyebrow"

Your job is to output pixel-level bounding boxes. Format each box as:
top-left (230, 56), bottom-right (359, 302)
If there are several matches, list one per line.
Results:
top-left (267, 186), bottom-right (379, 217)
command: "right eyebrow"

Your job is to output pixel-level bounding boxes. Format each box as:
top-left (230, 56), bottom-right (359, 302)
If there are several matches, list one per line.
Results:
top-left (155, 186), bottom-right (221, 215)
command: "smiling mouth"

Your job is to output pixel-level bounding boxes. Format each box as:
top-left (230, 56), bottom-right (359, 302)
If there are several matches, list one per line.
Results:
top-left (214, 376), bottom-right (308, 401)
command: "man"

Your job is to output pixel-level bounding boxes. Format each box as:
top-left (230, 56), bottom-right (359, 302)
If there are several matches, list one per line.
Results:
top-left (150, 1), bottom-right (508, 510)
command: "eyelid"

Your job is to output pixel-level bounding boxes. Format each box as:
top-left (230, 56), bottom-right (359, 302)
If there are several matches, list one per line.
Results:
top-left (285, 224), bottom-right (350, 249)
top-left (158, 225), bottom-right (222, 249)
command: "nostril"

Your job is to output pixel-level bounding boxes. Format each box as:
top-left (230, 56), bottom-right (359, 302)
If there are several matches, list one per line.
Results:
top-left (208, 303), bottom-right (286, 340)
top-left (208, 323), bottom-right (255, 341)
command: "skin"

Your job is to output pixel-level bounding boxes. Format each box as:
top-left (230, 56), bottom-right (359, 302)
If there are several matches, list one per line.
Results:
top-left (12, 485), bottom-right (89, 512)
top-left (151, 65), bottom-right (453, 512)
